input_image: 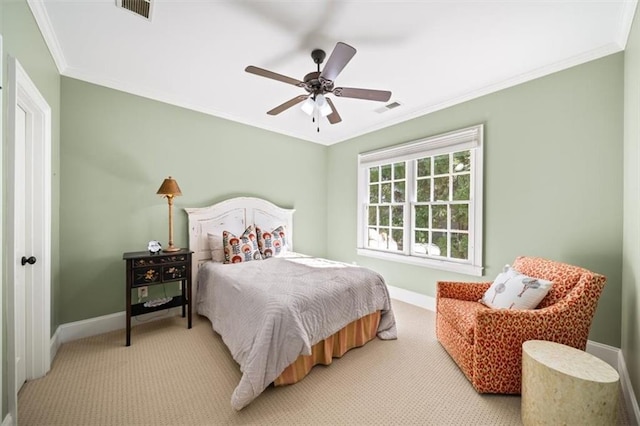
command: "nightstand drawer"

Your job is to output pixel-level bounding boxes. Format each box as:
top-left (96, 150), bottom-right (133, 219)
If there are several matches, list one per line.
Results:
top-left (132, 266), bottom-right (162, 286)
top-left (133, 254), bottom-right (188, 267)
top-left (163, 264), bottom-right (186, 281)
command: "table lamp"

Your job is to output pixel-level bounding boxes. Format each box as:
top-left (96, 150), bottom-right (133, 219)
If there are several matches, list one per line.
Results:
top-left (156, 176), bottom-right (182, 252)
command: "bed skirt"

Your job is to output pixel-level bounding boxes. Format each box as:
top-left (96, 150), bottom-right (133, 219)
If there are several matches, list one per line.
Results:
top-left (274, 311), bottom-right (381, 386)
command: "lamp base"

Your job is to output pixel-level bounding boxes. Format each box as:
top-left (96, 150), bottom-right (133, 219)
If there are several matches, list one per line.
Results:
top-left (163, 245), bottom-right (181, 252)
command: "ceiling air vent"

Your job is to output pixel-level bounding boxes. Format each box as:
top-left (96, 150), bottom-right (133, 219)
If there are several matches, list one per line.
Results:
top-left (116, 0), bottom-right (153, 20)
top-left (375, 101), bottom-right (402, 114)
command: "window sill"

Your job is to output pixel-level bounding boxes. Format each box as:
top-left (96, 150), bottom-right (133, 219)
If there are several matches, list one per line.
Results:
top-left (356, 248), bottom-right (483, 277)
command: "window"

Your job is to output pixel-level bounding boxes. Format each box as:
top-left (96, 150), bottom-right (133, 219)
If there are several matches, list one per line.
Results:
top-left (357, 125), bottom-right (483, 276)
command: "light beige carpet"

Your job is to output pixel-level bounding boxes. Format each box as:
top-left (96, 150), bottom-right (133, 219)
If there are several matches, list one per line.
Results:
top-left (18, 300), bottom-right (630, 425)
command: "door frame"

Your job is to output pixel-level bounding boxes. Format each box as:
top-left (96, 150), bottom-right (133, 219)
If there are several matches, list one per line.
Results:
top-left (5, 55), bottom-right (52, 420)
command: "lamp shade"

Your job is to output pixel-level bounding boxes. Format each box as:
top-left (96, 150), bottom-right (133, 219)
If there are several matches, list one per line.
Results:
top-left (156, 176), bottom-right (182, 196)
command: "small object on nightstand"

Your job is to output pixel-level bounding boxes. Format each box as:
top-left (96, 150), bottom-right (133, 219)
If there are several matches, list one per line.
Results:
top-left (147, 240), bottom-right (162, 254)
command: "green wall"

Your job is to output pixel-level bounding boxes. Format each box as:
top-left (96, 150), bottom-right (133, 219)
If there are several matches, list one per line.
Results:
top-left (327, 53), bottom-right (624, 348)
top-left (623, 3), bottom-right (640, 411)
top-left (1, 0), bottom-right (62, 419)
top-left (59, 77), bottom-right (327, 323)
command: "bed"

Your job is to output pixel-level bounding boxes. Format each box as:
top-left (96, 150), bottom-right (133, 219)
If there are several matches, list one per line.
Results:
top-left (185, 197), bottom-right (397, 410)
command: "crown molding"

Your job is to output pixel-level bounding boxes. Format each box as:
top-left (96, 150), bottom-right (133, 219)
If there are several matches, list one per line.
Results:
top-left (27, 0), bottom-right (67, 73)
top-left (616, 0), bottom-right (639, 49)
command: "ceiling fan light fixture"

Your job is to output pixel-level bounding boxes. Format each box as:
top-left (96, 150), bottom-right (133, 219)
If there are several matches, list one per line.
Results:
top-left (301, 97), bottom-right (315, 116)
top-left (316, 94), bottom-right (332, 117)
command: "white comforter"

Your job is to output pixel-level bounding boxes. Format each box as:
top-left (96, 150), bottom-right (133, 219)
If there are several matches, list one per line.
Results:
top-left (196, 253), bottom-right (397, 410)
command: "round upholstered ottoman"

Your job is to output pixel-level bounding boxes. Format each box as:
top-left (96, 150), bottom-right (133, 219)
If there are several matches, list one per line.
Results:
top-left (521, 340), bottom-right (619, 425)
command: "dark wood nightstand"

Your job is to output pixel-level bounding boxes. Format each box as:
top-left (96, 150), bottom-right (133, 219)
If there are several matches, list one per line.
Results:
top-left (123, 249), bottom-right (193, 346)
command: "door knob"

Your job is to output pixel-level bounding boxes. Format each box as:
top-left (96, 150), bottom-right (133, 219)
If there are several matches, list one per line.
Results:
top-left (21, 256), bottom-right (36, 266)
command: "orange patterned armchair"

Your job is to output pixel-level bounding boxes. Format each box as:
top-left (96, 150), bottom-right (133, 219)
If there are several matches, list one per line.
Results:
top-left (435, 256), bottom-right (606, 394)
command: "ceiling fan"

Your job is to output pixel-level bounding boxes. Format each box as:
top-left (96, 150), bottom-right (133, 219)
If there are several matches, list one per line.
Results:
top-left (245, 42), bottom-right (392, 131)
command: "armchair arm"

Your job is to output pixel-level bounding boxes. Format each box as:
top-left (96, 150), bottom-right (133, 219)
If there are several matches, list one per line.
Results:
top-left (437, 281), bottom-right (492, 302)
top-left (475, 298), bottom-right (591, 361)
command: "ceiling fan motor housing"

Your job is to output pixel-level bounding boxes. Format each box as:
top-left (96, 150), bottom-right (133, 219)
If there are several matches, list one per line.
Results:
top-left (303, 71), bottom-right (334, 95)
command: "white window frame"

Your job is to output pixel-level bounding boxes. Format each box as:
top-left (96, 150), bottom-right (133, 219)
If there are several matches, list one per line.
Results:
top-left (357, 124), bottom-right (484, 276)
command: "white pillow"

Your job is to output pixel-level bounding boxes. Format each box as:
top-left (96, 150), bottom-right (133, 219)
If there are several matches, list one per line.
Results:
top-left (480, 265), bottom-right (552, 309)
top-left (206, 233), bottom-right (225, 263)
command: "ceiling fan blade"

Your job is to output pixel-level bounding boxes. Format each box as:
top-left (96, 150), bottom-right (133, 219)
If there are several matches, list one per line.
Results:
top-left (245, 65), bottom-right (305, 87)
top-left (333, 87), bottom-right (392, 102)
top-left (320, 42), bottom-right (356, 82)
top-left (267, 95), bottom-right (309, 115)
top-left (325, 98), bottom-right (342, 124)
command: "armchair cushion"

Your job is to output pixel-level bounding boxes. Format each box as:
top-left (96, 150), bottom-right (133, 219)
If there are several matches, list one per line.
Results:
top-left (480, 265), bottom-right (552, 310)
top-left (438, 298), bottom-right (488, 344)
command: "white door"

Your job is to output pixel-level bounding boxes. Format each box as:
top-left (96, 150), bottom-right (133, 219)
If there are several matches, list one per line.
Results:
top-left (14, 104), bottom-right (28, 392)
top-left (7, 56), bottom-right (52, 423)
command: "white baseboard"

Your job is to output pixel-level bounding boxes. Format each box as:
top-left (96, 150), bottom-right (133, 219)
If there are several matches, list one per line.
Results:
top-left (585, 340), bottom-right (620, 370)
top-left (2, 413), bottom-right (14, 426)
top-left (387, 285), bottom-right (436, 311)
top-left (619, 350), bottom-right (640, 425)
top-left (52, 307), bottom-right (183, 348)
top-left (388, 285), bottom-right (639, 425)
top-left (50, 326), bottom-right (61, 364)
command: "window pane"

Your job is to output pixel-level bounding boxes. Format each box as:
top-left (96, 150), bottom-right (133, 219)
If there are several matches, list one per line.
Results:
top-left (450, 204), bottom-right (469, 230)
top-left (381, 164), bottom-right (392, 181)
top-left (392, 206), bottom-right (404, 227)
top-left (381, 183), bottom-right (392, 203)
top-left (432, 231), bottom-right (448, 257)
top-left (434, 177), bottom-right (449, 201)
top-left (379, 206), bottom-right (390, 226)
top-left (453, 174), bottom-right (470, 200)
top-left (453, 151), bottom-right (471, 172)
top-left (392, 229), bottom-right (403, 251)
top-left (417, 158), bottom-right (431, 177)
top-left (415, 205), bottom-right (429, 228)
top-left (380, 228), bottom-right (393, 250)
top-left (369, 184), bottom-right (379, 203)
top-left (451, 233), bottom-right (468, 260)
top-left (394, 162), bottom-right (405, 179)
top-left (369, 167), bottom-right (379, 182)
top-left (434, 154), bottom-right (449, 175)
top-left (432, 205), bottom-right (447, 229)
top-left (367, 227), bottom-right (379, 248)
top-left (417, 178), bottom-right (431, 202)
top-left (367, 206), bottom-right (377, 226)
top-left (415, 230), bottom-right (428, 244)
top-left (394, 181), bottom-right (405, 202)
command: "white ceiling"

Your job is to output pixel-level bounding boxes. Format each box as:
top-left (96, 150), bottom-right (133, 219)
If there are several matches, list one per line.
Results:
top-left (29, 0), bottom-right (637, 146)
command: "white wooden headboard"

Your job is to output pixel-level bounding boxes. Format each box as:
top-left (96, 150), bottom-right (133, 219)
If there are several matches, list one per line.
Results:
top-left (184, 197), bottom-right (295, 275)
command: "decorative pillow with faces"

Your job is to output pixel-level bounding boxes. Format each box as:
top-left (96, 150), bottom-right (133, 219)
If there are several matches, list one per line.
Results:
top-left (480, 264), bottom-right (553, 310)
top-left (256, 225), bottom-right (287, 258)
top-left (222, 225), bottom-right (262, 264)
